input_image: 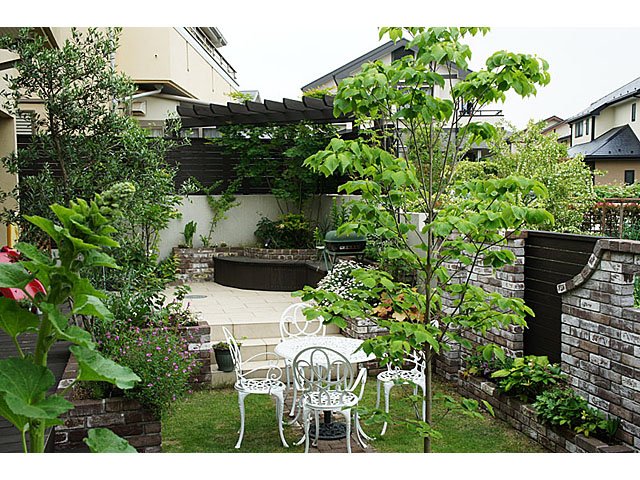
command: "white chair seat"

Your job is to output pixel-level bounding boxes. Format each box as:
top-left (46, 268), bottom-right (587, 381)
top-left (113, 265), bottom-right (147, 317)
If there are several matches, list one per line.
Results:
top-left (237, 379), bottom-right (287, 394)
top-left (302, 390), bottom-right (359, 409)
top-left (377, 369), bottom-right (424, 384)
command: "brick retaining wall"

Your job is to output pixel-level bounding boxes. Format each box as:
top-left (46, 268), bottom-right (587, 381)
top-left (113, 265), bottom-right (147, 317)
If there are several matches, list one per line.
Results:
top-left (457, 375), bottom-right (634, 453)
top-left (54, 358), bottom-right (162, 453)
top-left (179, 319), bottom-right (212, 388)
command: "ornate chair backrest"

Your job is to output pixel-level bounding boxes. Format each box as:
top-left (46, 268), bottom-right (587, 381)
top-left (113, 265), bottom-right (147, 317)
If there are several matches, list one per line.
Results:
top-left (222, 326), bottom-right (244, 379)
top-left (279, 302), bottom-right (326, 340)
top-left (386, 350), bottom-right (426, 375)
top-left (222, 326), bottom-right (283, 387)
top-left (293, 346), bottom-right (354, 406)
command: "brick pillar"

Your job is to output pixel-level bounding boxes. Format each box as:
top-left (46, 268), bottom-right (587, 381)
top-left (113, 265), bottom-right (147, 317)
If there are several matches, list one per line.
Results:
top-left (557, 238), bottom-right (640, 451)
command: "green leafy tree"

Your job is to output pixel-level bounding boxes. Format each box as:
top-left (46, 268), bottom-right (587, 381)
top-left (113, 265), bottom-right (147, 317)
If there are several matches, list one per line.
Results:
top-left (213, 122), bottom-right (338, 214)
top-left (298, 27), bottom-right (553, 453)
top-left (0, 183), bottom-right (140, 452)
top-left (456, 121), bottom-right (596, 232)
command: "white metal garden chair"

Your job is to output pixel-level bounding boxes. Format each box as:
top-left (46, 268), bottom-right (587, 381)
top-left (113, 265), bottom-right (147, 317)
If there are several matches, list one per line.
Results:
top-left (293, 346), bottom-right (368, 453)
top-left (279, 302), bottom-right (326, 417)
top-left (222, 326), bottom-right (288, 449)
top-left (375, 350), bottom-right (426, 436)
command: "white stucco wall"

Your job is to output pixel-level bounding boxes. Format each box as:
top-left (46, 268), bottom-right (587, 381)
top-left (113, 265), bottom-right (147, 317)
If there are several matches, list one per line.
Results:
top-left (158, 194), bottom-right (359, 259)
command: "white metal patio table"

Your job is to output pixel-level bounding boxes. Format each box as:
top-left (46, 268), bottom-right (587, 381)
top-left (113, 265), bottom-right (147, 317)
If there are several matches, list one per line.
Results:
top-left (274, 335), bottom-right (375, 440)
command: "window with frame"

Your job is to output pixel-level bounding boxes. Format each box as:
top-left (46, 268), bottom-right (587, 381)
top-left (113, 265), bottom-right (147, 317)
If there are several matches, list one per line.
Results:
top-left (585, 117), bottom-right (590, 136)
top-left (574, 121), bottom-right (583, 138)
top-left (632, 103), bottom-right (637, 122)
top-left (625, 170), bottom-right (635, 185)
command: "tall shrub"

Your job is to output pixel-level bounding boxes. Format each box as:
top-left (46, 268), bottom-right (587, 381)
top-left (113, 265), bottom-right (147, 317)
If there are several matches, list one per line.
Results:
top-left (299, 27), bottom-right (553, 452)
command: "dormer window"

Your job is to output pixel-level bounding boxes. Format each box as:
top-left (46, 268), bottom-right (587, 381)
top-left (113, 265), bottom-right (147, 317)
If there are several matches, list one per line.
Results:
top-left (575, 121), bottom-right (583, 138)
top-left (585, 117), bottom-right (590, 136)
top-left (632, 103), bottom-right (637, 122)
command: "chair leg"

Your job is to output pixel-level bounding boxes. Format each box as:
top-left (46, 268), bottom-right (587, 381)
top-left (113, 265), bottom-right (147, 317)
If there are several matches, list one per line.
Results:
top-left (303, 407), bottom-right (311, 453)
top-left (289, 378), bottom-right (298, 417)
top-left (420, 381), bottom-right (427, 422)
top-left (274, 391), bottom-right (289, 448)
top-left (375, 379), bottom-right (381, 410)
top-left (354, 412), bottom-right (368, 449)
top-left (343, 408), bottom-right (352, 453)
top-left (235, 391), bottom-right (247, 449)
top-left (381, 381), bottom-right (393, 436)
top-left (313, 410), bottom-right (320, 447)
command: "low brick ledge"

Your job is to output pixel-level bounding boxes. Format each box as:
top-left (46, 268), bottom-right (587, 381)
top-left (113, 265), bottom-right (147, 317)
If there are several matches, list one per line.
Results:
top-left (457, 374), bottom-right (636, 453)
top-left (54, 356), bottom-right (162, 453)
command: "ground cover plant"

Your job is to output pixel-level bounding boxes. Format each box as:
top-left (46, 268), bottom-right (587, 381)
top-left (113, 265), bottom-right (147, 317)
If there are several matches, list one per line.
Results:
top-left (161, 375), bottom-right (545, 453)
top-left (298, 26), bottom-right (553, 452)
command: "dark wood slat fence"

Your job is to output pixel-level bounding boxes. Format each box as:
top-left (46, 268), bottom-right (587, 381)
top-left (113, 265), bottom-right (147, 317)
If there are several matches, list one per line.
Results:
top-left (523, 231), bottom-right (600, 363)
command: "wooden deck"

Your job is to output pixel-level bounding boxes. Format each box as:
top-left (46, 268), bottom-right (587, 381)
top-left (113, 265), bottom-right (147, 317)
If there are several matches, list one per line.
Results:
top-left (0, 330), bottom-right (70, 452)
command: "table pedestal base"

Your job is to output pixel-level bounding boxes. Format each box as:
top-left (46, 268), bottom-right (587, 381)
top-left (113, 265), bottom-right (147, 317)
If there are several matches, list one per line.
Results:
top-left (309, 421), bottom-right (347, 440)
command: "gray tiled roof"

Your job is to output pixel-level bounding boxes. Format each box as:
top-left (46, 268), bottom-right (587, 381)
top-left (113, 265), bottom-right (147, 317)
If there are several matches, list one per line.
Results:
top-left (567, 76), bottom-right (640, 123)
top-left (302, 38), bottom-right (471, 91)
top-left (568, 125), bottom-right (640, 159)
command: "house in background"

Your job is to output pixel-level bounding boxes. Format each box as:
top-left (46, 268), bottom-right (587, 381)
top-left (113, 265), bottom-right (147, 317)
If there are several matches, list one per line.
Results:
top-left (301, 38), bottom-right (503, 160)
top-left (0, 27), bottom-right (243, 243)
top-left (567, 76), bottom-right (640, 185)
top-left (540, 115), bottom-right (571, 146)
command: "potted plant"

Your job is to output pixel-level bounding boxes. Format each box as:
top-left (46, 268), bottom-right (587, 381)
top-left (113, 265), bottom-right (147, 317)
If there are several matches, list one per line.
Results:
top-left (213, 341), bottom-right (235, 372)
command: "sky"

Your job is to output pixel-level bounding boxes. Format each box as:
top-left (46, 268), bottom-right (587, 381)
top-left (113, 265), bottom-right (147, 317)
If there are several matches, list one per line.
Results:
top-left (5, 0), bottom-right (640, 131)
top-left (220, 25), bottom-right (640, 129)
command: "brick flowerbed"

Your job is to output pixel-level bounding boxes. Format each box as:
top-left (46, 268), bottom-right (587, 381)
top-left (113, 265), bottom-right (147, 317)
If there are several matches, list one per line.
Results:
top-left (457, 375), bottom-right (635, 453)
top-left (178, 319), bottom-right (212, 388)
top-left (54, 357), bottom-right (162, 453)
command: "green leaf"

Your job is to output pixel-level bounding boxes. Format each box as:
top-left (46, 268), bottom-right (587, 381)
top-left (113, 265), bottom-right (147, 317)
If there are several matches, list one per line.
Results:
top-left (82, 250), bottom-right (120, 269)
top-left (15, 242), bottom-right (53, 266)
top-left (0, 263), bottom-right (33, 289)
top-left (70, 345), bottom-right (140, 390)
top-left (39, 303), bottom-right (95, 348)
top-left (0, 297), bottom-right (40, 340)
top-left (0, 394), bottom-right (29, 432)
top-left (84, 428), bottom-right (137, 453)
top-left (0, 358), bottom-right (73, 421)
top-left (72, 295), bottom-right (113, 321)
top-left (23, 215), bottom-right (61, 242)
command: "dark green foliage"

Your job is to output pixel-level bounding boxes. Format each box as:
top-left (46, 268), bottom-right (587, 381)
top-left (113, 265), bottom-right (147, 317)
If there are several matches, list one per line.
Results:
top-left (491, 355), bottom-right (565, 402)
top-left (533, 388), bottom-right (620, 441)
top-left (212, 122), bottom-right (338, 214)
top-left (254, 213), bottom-right (314, 248)
top-left (464, 352), bottom-right (514, 380)
top-left (182, 221), bottom-right (197, 248)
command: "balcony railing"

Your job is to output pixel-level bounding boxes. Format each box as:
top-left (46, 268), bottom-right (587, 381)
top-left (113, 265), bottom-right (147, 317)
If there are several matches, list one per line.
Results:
top-left (185, 27), bottom-right (237, 80)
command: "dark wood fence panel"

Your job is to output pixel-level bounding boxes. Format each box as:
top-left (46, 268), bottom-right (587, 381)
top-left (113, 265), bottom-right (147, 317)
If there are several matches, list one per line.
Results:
top-left (523, 231), bottom-right (600, 363)
top-left (17, 136), bottom-right (345, 195)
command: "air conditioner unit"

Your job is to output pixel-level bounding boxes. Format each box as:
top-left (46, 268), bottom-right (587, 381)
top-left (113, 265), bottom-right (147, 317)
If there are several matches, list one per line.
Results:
top-left (131, 101), bottom-right (147, 116)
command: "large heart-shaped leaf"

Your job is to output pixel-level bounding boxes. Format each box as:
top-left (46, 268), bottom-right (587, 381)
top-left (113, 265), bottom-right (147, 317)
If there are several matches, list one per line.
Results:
top-left (84, 428), bottom-right (137, 453)
top-left (82, 250), bottom-right (120, 269)
top-left (70, 346), bottom-right (140, 390)
top-left (0, 263), bottom-right (33, 289)
top-left (72, 294), bottom-right (113, 321)
top-left (0, 394), bottom-right (29, 432)
top-left (0, 359), bottom-right (73, 421)
top-left (0, 297), bottom-right (40, 340)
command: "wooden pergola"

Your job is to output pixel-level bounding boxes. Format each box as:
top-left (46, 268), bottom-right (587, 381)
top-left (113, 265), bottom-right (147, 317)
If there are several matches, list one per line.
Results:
top-left (176, 95), bottom-right (352, 128)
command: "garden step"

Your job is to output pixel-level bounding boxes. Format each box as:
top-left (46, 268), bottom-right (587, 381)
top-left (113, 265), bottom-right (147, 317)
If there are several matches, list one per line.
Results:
top-left (208, 319), bottom-right (340, 343)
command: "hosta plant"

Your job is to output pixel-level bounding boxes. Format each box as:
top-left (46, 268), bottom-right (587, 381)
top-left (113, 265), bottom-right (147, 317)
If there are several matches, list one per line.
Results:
top-left (0, 183), bottom-right (141, 452)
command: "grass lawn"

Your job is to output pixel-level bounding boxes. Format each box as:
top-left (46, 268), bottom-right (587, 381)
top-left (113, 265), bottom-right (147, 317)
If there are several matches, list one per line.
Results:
top-left (162, 375), bottom-right (546, 453)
